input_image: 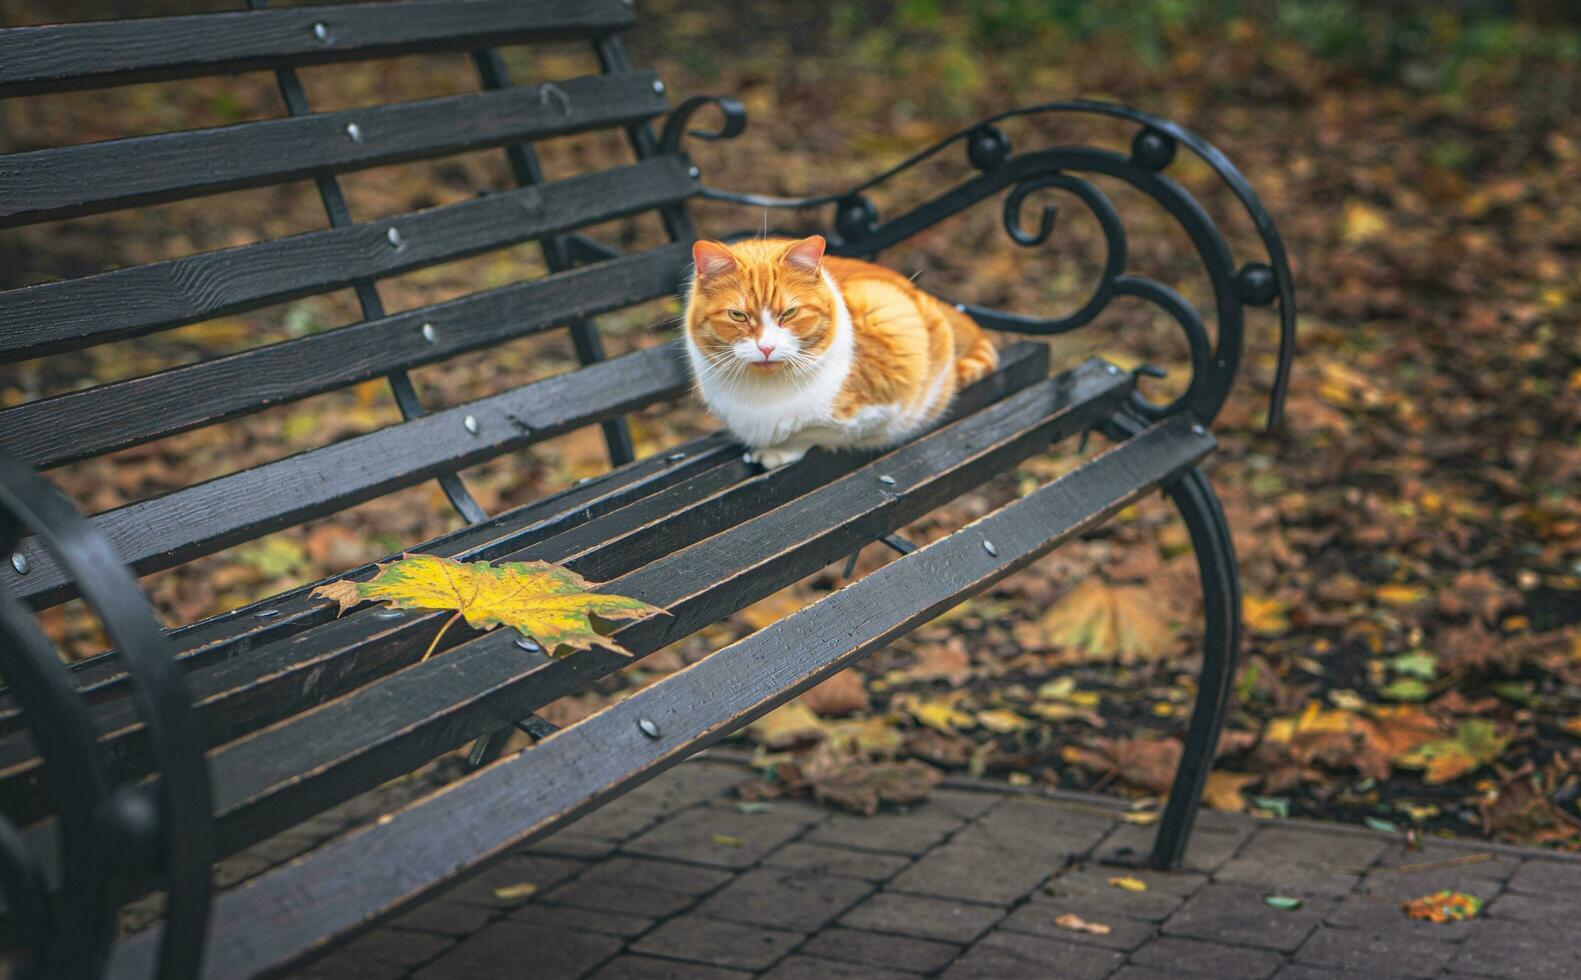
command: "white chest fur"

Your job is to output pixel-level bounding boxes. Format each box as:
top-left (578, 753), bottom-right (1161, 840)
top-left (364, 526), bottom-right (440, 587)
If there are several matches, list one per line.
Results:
top-left (686, 269), bottom-right (856, 450)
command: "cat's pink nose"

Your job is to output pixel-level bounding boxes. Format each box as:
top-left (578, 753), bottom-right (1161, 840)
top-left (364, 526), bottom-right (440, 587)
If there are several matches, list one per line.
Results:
top-left (756, 342), bottom-right (776, 360)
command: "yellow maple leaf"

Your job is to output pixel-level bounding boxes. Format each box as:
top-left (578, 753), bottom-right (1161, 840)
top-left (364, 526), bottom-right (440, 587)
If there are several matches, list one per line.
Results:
top-left (1034, 580), bottom-right (1176, 663)
top-left (312, 553), bottom-right (664, 661)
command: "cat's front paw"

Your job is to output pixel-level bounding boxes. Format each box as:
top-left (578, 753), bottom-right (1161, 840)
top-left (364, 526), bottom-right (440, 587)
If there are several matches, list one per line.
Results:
top-left (752, 446), bottom-right (807, 469)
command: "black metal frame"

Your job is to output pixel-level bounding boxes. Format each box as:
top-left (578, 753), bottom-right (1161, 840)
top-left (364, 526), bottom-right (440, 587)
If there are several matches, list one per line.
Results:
top-left (663, 94), bottom-right (1294, 869)
top-left (0, 12), bottom-right (1296, 977)
top-left (0, 451), bottom-right (213, 980)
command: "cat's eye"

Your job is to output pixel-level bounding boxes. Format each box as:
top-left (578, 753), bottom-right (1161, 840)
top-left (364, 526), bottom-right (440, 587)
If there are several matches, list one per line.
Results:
top-left (780, 307), bottom-right (799, 319)
top-left (727, 310), bottom-right (749, 322)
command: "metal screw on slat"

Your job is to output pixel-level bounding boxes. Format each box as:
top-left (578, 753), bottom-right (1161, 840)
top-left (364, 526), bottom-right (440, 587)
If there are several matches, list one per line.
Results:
top-left (1191, 423), bottom-right (1206, 435)
top-left (878, 474), bottom-right (896, 485)
top-left (421, 323), bottom-right (438, 344)
top-left (386, 227), bottom-right (403, 248)
top-left (255, 609), bottom-right (281, 619)
top-left (1105, 364), bottom-right (1119, 375)
top-left (955, 303), bottom-right (967, 312)
top-left (667, 451), bottom-right (687, 461)
top-left (374, 609), bottom-right (404, 620)
top-left (464, 415), bottom-right (480, 435)
top-left (312, 22), bottom-right (331, 44)
top-left (345, 122), bottom-right (364, 143)
top-left (637, 717), bottom-right (662, 739)
top-left (982, 540), bottom-right (999, 557)
top-left (687, 165), bottom-right (701, 179)
top-left (514, 636), bottom-right (541, 652)
top-left (652, 80), bottom-right (666, 94)
top-left (9, 552), bottom-right (28, 575)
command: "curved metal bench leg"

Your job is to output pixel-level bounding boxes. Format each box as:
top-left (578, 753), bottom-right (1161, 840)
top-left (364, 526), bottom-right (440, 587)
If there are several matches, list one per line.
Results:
top-left (1145, 465), bottom-right (1241, 869)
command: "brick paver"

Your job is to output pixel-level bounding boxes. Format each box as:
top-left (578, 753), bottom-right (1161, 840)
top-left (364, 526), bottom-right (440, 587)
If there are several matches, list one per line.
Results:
top-left (244, 754), bottom-right (1581, 978)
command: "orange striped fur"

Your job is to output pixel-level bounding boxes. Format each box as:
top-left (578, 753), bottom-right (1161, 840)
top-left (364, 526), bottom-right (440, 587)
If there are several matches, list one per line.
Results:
top-left (684, 235), bottom-right (997, 468)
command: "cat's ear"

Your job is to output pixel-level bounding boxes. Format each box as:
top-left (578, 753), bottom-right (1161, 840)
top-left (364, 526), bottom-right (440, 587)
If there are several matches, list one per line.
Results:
top-left (782, 235), bottom-right (826, 273)
top-left (692, 240), bottom-right (737, 280)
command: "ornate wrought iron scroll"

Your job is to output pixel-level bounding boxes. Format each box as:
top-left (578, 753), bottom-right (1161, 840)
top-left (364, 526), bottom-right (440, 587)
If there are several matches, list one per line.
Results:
top-left (0, 451), bottom-right (214, 979)
top-left (664, 98), bottom-right (1295, 431)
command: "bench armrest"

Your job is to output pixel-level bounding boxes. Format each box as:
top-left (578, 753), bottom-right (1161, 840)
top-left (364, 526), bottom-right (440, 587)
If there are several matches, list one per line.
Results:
top-left (666, 97), bottom-right (1296, 432)
top-left (0, 448), bottom-right (213, 978)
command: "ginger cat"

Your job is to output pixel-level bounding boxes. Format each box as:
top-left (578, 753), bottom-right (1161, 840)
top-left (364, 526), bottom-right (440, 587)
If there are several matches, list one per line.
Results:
top-left (684, 235), bottom-right (998, 468)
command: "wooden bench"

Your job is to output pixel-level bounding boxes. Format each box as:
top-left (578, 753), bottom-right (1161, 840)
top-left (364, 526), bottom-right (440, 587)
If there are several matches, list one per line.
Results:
top-left (0, 3), bottom-right (1296, 977)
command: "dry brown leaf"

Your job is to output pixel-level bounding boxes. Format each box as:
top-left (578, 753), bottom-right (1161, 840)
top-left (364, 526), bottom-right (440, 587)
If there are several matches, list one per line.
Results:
top-left (908, 638), bottom-right (974, 684)
top-left (802, 669), bottom-right (871, 717)
top-left (1061, 737), bottom-right (1181, 794)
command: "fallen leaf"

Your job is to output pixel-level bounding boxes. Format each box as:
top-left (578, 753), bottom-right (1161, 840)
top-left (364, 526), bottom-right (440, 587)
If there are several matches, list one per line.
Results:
top-left (748, 701), bottom-right (828, 749)
top-left (828, 716), bottom-right (904, 756)
top-left (1437, 570), bottom-right (1517, 624)
top-left (1108, 876), bottom-right (1148, 892)
top-left (712, 834), bottom-right (743, 848)
top-left (1402, 890), bottom-right (1483, 922)
top-left (1203, 771), bottom-right (1257, 812)
top-left (492, 882), bottom-right (538, 902)
top-left (977, 708), bottom-right (1034, 734)
top-left (804, 745), bottom-right (944, 815)
top-left (1366, 706), bottom-right (1443, 757)
top-left (1264, 895), bottom-right (1303, 911)
top-left (1033, 579), bottom-right (1178, 662)
top-left (1388, 651), bottom-right (1438, 680)
top-left (1243, 594), bottom-right (1292, 637)
top-left (909, 698), bottom-right (978, 733)
top-left (1062, 737), bottom-right (1181, 794)
top-left (1563, 717), bottom-right (1581, 737)
top-left (908, 639), bottom-right (974, 684)
top-left (312, 554), bottom-right (663, 660)
top-left (1379, 677), bottom-right (1430, 701)
top-left (1395, 719), bottom-right (1512, 784)
top-left (1054, 912), bottom-right (1112, 935)
top-left (1341, 198), bottom-right (1388, 242)
top-left (802, 669), bottom-right (870, 717)
top-left (1375, 583), bottom-right (1429, 608)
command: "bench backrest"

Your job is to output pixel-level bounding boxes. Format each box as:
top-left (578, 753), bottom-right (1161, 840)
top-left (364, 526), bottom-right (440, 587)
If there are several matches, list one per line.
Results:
top-left (0, 0), bottom-right (700, 611)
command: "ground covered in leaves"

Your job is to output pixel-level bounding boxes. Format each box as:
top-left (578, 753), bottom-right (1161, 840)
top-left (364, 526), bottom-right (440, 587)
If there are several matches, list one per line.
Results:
top-left (4, 3), bottom-right (1578, 850)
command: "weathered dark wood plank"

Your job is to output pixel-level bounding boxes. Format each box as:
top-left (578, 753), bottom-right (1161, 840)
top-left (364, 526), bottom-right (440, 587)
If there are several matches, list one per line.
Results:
top-left (202, 357), bottom-right (1127, 855)
top-left (0, 71), bottom-right (666, 228)
top-left (107, 414), bottom-right (1214, 980)
top-left (0, 345), bottom-right (1051, 830)
top-left (0, 244), bottom-right (691, 471)
top-left (2, 342), bottom-right (693, 609)
top-left (0, 1), bottom-right (636, 97)
top-left (0, 158), bottom-right (697, 363)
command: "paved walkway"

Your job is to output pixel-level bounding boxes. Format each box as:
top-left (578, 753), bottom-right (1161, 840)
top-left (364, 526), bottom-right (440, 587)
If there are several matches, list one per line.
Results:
top-left (289, 756), bottom-right (1580, 979)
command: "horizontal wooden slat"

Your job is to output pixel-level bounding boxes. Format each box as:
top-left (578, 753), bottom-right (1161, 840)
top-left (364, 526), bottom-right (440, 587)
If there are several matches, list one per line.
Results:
top-left (2, 342), bottom-right (693, 609)
top-left (0, 70), bottom-right (667, 228)
top-left (0, 1), bottom-right (636, 97)
top-left (0, 157), bottom-right (698, 363)
top-left (108, 414), bottom-right (1215, 980)
top-left (0, 243), bottom-right (691, 471)
top-left (0, 345), bottom-right (1053, 828)
top-left (202, 357), bottom-right (1131, 855)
